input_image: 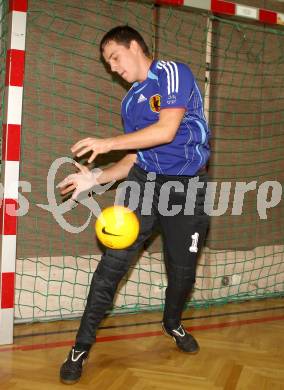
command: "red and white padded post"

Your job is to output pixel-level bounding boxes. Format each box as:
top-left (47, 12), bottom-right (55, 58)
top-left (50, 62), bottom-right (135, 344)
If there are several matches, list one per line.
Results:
top-left (156, 0), bottom-right (284, 26)
top-left (0, 0), bottom-right (27, 345)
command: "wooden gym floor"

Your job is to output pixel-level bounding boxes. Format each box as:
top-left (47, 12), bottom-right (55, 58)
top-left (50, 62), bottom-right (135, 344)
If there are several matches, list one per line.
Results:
top-left (0, 298), bottom-right (283, 389)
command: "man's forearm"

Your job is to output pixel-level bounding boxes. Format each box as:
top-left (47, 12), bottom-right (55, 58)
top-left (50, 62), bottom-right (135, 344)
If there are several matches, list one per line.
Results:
top-left (109, 122), bottom-right (171, 151)
top-left (96, 153), bottom-right (136, 184)
top-left (108, 108), bottom-right (186, 152)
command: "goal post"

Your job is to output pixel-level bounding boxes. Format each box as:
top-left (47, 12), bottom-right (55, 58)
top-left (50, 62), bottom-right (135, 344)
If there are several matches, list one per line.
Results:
top-left (0, 0), bottom-right (27, 344)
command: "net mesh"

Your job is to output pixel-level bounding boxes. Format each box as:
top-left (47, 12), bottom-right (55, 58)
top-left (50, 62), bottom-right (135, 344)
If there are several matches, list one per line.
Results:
top-left (1, 0), bottom-right (283, 322)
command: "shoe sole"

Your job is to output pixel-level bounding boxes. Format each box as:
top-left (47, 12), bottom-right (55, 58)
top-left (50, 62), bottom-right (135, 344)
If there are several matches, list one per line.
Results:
top-left (161, 325), bottom-right (200, 354)
top-left (60, 378), bottom-right (80, 385)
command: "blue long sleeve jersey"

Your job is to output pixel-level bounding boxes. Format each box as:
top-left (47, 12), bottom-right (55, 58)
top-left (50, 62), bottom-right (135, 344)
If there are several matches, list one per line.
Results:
top-left (121, 60), bottom-right (210, 175)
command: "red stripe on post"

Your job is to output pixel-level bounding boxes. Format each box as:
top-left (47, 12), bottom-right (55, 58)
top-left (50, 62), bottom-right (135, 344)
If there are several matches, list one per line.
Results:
top-left (5, 50), bottom-right (25, 87)
top-left (259, 9), bottom-right (277, 25)
top-left (1, 273), bottom-right (15, 308)
top-left (155, 0), bottom-right (184, 5)
top-left (211, 0), bottom-right (236, 15)
top-left (9, 0), bottom-right (28, 12)
top-left (2, 124), bottom-right (21, 161)
top-left (0, 200), bottom-right (18, 235)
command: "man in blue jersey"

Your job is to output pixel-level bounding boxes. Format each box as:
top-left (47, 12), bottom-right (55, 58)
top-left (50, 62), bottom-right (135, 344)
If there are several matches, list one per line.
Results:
top-left (59, 26), bottom-right (210, 384)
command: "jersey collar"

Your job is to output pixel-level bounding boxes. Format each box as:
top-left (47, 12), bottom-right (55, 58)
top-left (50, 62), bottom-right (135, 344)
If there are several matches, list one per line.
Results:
top-left (132, 60), bottom-right (158, 89)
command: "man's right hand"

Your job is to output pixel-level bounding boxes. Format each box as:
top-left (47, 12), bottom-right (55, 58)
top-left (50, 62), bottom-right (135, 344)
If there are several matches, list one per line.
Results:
top-left (57, 162), bottom-right (102, 200)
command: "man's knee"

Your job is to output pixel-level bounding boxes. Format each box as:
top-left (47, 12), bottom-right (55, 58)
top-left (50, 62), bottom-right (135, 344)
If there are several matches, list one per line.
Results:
top-left (96, 250), bottom-right (131, 283)
top-left (166, 262), bottom-right (197, 291)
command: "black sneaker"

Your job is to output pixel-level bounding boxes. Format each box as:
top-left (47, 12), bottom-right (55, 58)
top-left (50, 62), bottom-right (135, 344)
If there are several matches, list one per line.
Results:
top-left (162, 323), bottom-right (199, 353)
top-left (60, 346), bottom-right (88, 384)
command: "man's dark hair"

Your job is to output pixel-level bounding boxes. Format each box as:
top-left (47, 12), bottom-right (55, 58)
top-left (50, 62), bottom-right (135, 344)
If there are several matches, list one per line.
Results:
top-left (100, 25), bottom-right (150, 57)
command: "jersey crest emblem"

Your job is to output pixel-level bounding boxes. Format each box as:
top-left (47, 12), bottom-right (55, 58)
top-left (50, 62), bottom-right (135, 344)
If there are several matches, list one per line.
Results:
top-left (149, 94), bottom-right (161, 113)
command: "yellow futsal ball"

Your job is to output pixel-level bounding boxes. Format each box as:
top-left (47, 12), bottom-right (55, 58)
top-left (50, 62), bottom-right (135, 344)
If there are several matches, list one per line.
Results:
top-left (95, 206), bottom-right (139, 249)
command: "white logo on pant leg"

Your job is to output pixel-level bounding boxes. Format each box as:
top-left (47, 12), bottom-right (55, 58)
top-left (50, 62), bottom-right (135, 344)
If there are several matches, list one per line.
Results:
top-left (189, 232), bottom-right (199, 253)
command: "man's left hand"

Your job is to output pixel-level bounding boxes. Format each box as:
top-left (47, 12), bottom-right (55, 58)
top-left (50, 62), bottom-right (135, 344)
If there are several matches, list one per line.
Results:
top-left (71, 137), bottom-right (113, 163)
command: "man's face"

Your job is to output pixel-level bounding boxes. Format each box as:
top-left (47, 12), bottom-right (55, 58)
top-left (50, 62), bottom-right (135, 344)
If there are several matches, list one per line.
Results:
top-left (103, 40), bottom-right (139, 83)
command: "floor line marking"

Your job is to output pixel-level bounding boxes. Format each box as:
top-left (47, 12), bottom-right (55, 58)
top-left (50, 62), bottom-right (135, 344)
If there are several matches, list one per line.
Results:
top-left (0, 314), bottom-right (283, 353)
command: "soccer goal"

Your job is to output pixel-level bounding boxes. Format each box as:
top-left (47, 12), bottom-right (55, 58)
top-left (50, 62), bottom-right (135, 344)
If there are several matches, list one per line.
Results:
top-left (0, 0), bottom-right (283, 345)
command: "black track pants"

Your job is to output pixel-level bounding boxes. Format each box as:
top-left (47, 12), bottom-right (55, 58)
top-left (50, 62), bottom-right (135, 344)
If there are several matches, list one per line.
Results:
top-left (76, 164), bottom-right (209, 345)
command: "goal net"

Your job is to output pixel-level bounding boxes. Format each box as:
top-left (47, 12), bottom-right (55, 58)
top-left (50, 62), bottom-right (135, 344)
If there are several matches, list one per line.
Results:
top-left (1, 0), bottom-right (283, 323)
